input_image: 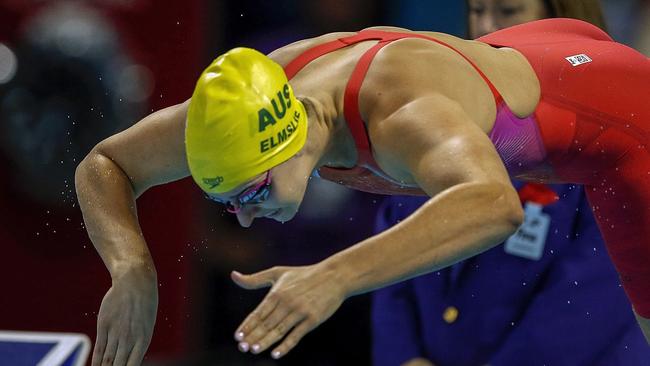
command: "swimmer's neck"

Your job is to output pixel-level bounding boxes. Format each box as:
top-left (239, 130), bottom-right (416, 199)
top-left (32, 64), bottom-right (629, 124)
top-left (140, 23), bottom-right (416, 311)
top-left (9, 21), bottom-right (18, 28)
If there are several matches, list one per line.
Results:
top-left (300, 97), bottom-right (358, 171)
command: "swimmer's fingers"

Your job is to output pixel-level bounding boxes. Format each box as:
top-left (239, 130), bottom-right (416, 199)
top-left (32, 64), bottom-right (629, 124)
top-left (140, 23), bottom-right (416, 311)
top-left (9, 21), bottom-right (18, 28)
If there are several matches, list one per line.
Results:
top-left (113, 328), bottom-right (149, 366)
top-left (232, 267), bottom-right (284, 339)
top-left (248, 311), bottom-right (304, 355)
top-left (231, 267), bottom-right (282, 290)
top-left (126, 340), bottom-right (146, 366)
top-left (101, 331), bottom-right (119, 365)
top-left (269, 318), bottom-right (316, 359)
top-left (112, 338), bottom-right (133, 366)
top-left (237, 294), bottom-right (286, 350)
top-left (104, 319), bottom-right (150, 366)
top-left (234, 264), bottom-right (347, 357)
top-left (91, 322), bottom-right (107, 366)
top-left (94, 269), bottom-right (158, 365)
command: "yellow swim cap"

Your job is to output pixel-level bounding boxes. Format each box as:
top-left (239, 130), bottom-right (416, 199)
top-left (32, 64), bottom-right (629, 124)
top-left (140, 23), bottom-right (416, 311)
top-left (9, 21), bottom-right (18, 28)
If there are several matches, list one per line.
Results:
top-left (186, 47), bottom-right (308, 194)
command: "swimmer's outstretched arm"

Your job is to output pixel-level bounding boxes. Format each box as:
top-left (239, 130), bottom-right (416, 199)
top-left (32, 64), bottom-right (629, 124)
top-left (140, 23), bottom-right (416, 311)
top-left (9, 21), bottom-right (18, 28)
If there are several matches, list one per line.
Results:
top-left (233, 95), bottom-right (524, 358)
top-left (75, 100), bottom-right (190, 366)
top-left (326, 98), bottom-right (524, 293)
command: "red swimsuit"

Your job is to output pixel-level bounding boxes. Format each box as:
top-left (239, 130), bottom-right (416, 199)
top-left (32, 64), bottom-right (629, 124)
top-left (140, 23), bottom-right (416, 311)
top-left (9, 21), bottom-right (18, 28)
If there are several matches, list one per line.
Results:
top-left (284, 19), bottom-right (650, 317)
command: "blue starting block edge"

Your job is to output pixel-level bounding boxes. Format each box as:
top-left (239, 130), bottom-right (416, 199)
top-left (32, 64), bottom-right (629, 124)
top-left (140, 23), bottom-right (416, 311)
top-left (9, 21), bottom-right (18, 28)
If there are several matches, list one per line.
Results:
top-left (0, 331), bottom-right (90, 366)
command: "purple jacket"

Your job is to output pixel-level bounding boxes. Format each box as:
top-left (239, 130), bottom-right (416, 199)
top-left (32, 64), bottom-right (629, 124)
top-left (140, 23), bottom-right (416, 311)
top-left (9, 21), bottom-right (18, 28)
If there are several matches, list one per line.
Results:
top-left (372, 182), bottom-right (650, 366)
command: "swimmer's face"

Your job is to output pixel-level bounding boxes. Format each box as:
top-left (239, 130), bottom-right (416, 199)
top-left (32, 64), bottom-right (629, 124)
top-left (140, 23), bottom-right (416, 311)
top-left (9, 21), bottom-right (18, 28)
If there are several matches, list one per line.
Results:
top-left (468, 0), bottom-right (549, 38)
top-left (206, 157), bottom-right (309, 228)
top-left (205, 97), bottom-right (321, 227)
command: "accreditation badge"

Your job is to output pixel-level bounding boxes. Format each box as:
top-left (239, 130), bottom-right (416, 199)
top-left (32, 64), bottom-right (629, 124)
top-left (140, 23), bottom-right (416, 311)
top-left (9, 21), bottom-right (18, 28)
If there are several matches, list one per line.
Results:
top-left (504, 202), bottom-right (550, 260)
top-left (504, 183), bottom-right (558, 261)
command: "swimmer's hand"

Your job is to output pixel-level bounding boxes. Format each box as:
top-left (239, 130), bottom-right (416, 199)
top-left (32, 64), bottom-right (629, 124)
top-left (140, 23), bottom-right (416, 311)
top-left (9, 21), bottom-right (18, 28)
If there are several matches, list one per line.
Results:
top-left (232, 265), bottom-right (346, 359)
top-left (92, 266), bottom-right (158, 366)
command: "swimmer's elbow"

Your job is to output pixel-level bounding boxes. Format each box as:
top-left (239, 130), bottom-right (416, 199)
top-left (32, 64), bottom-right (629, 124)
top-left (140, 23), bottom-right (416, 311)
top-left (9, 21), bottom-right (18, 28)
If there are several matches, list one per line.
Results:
top-left (75, 148), bottom-right (99, 190)
top-left (504, 204), bottom-right (524, 234)
top-left (496, 184), bottom-right (524, 233)
top-left (75, 145), bottom-right (138, 196)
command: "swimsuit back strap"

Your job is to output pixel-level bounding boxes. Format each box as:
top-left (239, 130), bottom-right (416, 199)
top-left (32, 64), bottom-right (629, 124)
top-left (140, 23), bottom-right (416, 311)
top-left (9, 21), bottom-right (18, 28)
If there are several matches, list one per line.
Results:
top-left (284, 31), bottom-right (392, 79)
top-left (284, 39), bottom-right (349, 80)
top-left (283, 32), bottom-right (390, 166)
top-left (343, 40), bottom-right (392, 166)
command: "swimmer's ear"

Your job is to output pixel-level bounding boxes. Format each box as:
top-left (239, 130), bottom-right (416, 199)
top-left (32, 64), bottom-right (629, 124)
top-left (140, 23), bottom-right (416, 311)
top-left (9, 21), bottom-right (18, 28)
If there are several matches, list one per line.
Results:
top-left (231, 268), bottom-right (280, 290)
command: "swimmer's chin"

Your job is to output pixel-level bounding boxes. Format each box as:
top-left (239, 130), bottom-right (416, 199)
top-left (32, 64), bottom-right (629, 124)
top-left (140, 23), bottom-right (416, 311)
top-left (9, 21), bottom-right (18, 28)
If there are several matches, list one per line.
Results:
top-left (237, 208), bottom-right (297, 227)
top-left (267, 208), bottom-right (297, 223)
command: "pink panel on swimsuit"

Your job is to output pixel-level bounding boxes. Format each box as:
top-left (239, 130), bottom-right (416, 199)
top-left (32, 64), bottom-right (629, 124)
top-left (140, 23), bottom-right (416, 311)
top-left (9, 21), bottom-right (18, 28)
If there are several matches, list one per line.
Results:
top-left (489, 103), bottom-right (548, 177)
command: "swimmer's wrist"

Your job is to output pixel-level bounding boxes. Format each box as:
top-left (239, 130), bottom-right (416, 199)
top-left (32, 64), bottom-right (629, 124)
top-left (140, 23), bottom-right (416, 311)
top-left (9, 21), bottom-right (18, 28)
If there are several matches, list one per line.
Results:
top-left (316, 258), bottom-right (357, 298)
top-left (108, 258), bottom-right (157, 283)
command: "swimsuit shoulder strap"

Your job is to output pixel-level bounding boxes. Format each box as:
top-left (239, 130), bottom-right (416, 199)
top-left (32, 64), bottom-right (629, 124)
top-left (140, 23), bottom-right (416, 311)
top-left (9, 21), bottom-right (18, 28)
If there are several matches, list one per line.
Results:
top-left (282, 31), bottom-right (393, 167)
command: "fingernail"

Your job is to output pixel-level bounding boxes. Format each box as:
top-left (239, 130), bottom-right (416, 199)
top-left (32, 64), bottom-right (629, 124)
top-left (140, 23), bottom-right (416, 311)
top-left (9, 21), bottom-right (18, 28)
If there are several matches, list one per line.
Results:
top-left (238, 342), bottom-right (249, 352)
top-left (251, 344), bottom-right (261, 354)
top-left (271, 350), bottom-right (281, 359)
top-left (235, 331), bottom-right (244, 341)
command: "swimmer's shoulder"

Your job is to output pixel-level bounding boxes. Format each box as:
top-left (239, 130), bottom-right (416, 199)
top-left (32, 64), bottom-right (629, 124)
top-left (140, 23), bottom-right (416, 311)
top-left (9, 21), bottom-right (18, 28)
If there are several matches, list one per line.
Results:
top-left (366, 30), bottom-right (540, 119)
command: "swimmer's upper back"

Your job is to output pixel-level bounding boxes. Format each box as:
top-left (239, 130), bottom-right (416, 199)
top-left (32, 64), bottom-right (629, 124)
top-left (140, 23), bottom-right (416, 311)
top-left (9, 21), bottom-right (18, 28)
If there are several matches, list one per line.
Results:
top-left (268, 26), bottom-right (540, 136)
